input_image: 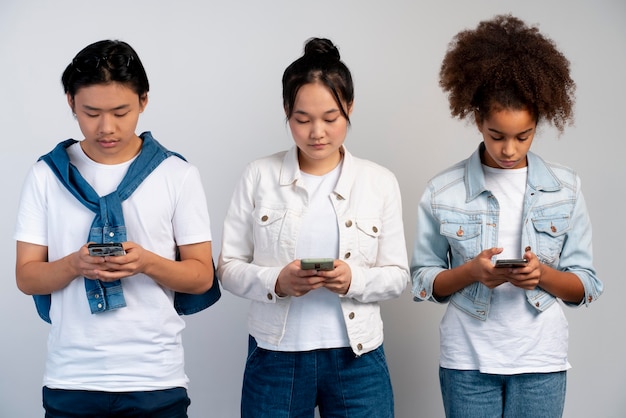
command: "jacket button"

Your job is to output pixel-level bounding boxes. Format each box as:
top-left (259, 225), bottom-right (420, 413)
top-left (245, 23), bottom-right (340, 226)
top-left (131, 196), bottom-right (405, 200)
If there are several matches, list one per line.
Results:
top-left (261, 215), bottom-right (269, 222)
top-left (345, 220), bottom-right (353, 227)
top-left (420, 290), bottom-right (427, 298)
top-left (525, 246), bottom-right (531, 252)
top-left (267, 293), bottom-right (273, 300)
top-left (456, 226), bottom-right (464, 237)
top-left (344, 252), bottom-right (351, 259)
top-left (535, 302), bottom-right (540, 307)
top-left (97, 303), bottom-right (103, 309)
top-left (372, 226), bottom-right (378, 233)
top-left (348, 312), bottom-right (355, 319)
top-left (357, 343), bottom-right (363, 351)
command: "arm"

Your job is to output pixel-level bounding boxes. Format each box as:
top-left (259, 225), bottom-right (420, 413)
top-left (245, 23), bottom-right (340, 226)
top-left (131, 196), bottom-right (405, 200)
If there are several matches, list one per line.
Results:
top-left (92, 241), bottom-right (214, 294)
top-left (411, 186), bottom-right (451, 302)
top-left (503, 181), bottom-right (601, 305)
top-left (340, 172), bottom-right (409, 302)
top-left (15, 240), bottom-right (113, 295)
top-left (16, 241), bottom-right (79, 295)
top-left (432, 247), bottom-right (506, 299)
top-left (218, 162), bottom-right (285, 302)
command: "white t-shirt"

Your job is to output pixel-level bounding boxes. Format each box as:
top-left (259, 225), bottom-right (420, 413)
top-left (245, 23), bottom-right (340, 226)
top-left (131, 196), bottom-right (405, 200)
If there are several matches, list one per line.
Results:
top-left (14, 141), bottom-right (212, 391)
top-left (258, 162), bottom-right (350, 351)
top-left (439, 165), bottom-right (570, 374)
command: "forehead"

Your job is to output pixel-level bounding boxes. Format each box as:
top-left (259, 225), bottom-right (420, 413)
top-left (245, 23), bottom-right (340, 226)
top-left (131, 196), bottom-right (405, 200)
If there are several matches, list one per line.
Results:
top-left (483, 108), bottom-right (536, 131)
top-left (72, 83), bottom-right (141, 107)
top-left (293, 83), bottom-right (343, 111)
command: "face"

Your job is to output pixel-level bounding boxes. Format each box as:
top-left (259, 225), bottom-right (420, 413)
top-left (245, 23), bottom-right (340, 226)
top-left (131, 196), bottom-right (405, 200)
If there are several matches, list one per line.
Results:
top-left (287, 82), bottom-right (352, 175)
top-left (477, 107), bottom-right (536, 169)
top-left (68, 82), bottom-right (147, 164)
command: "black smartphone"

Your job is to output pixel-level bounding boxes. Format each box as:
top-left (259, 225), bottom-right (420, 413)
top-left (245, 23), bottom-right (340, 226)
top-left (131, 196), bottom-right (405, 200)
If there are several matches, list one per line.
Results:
top-left (300, 258), bottom-right (335, 271)
top-left (88, 243), bottom-right (126, 257)
top-left (494, 258), bottom-right (528, 268)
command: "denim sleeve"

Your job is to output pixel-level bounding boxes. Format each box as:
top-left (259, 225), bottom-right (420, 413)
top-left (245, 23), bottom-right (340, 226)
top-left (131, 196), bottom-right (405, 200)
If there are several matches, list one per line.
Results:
top-left (410, 185), bottom-right (450, 304)
top-left (558, 180), bottom-right (603, 307)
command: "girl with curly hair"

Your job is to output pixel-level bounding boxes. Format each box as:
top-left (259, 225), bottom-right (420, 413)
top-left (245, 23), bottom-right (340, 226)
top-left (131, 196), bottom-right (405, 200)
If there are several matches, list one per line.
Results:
top-left (410, 15), bottom-right (603, 418)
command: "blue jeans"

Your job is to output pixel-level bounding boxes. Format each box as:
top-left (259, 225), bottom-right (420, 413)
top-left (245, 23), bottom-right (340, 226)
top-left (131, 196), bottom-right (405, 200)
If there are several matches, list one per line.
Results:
top-left (241, 336), bottom-right (394, 418)
top-left (42, 386), bottom-right (190, 418)
top-left (439, 367), bottom-right (567, 418)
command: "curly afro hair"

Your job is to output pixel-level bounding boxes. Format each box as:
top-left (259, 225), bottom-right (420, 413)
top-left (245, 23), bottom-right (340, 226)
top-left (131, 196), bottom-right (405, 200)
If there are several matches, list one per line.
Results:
top-left (439, 14), bottom-right (575, 133)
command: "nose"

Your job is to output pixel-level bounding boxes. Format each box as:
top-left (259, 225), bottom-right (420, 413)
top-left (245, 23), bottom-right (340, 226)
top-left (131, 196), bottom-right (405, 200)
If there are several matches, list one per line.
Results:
top-left (309, 120), bottom-right (324, 140)
top-left (98, 113), bottom-right (115, 135)
top-left (502, 139), bottom-right (516, 157)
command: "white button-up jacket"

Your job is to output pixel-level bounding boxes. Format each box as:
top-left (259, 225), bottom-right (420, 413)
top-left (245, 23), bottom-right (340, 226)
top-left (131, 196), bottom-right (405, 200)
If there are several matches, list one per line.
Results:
top-left (218, 146), bottom-right (409, 355)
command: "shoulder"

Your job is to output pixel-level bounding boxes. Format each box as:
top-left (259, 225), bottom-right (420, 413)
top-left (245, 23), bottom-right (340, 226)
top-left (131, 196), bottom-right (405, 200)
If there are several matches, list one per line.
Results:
top-left (427, 159), bottom-right (467, 191)
top-left (347, 153), bottom-right (399, 184)
top-left (530, 152), bottom-right (581, 190)
top-left (28, 159), bottom-right (61, 183)
top-left (248, 150), bottom-right (288, 168)
top-left (240, 150), bottom-right (289, 178)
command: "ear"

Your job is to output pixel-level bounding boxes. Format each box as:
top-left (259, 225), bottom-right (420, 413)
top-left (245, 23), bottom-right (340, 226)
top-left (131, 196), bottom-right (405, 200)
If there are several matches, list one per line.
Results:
top-left (474, 111), bottom-right (483, 133)
top-left (346, 101), bottom-right (354, 117)
top-left (66, 94), bottom-right (75, 113)
top-left (139, 94), bottom-right (148, 113)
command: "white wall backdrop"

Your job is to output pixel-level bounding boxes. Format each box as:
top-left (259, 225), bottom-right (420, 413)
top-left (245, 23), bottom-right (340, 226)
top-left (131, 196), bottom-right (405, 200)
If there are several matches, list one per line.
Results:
top-left (1, 1), bottom-right (624, 417)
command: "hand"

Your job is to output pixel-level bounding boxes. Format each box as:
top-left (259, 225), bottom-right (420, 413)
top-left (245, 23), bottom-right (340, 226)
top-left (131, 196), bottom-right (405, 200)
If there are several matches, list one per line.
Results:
top-left (495, 251), bottom-right (542, 290)
top-left (317, 259), bottom-right (352, 295)
top-left (85, 241), bottom-right (148, 282)
top-left (275, 260), bottom-right (326, 297)
top-left (468, 247), bottom-right (509, 289)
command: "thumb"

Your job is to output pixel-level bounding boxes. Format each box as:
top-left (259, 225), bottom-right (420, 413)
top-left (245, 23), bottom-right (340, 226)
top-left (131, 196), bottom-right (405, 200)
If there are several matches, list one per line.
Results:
top-left (486, 247), bottom-right (504, 258)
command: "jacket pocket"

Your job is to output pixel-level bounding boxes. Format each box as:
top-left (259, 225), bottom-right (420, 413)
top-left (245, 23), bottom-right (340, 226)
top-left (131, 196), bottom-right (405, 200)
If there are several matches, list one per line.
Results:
top-left (531, 215), bottom-right (570, 264)
top-left (355, 218), bottom-right (381, 265)
top-left (440, 221), bottom-right (482, 262)
top-left (252, 207), bottom-right (287, 251)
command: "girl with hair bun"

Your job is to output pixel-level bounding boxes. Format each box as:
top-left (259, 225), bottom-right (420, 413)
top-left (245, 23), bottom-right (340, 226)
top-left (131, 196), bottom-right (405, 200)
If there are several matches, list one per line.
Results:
top-left (219, 37), bottom-right (409, 417)
top-left (410, 15), bottom-right (603, 418)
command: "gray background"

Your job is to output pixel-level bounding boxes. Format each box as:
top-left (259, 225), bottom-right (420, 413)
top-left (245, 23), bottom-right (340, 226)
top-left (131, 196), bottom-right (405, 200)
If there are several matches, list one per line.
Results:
top-left (1, 1), bottom-right (624, 417)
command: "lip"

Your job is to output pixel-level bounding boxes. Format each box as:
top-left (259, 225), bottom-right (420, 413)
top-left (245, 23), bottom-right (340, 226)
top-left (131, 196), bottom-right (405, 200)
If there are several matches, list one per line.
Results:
top-left (98, 139), bottom-right (118, 148)
top-left (498, 159), bottom-right (519, 168)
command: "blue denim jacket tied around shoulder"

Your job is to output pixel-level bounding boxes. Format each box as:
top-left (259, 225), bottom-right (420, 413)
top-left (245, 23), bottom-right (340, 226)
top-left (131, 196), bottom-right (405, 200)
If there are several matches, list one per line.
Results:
top-left (411, 143), bottom-right (603, 320)
top-left (33, 131), bottom-right (220, 323)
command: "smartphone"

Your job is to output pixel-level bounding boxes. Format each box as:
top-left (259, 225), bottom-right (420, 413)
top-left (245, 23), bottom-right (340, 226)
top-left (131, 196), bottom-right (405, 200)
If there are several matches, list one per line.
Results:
top-left (495, 258), bottom-right (528, 268)
top-left (300, 258), bottom-right (335, 271)
top-left (88, 243), bottom-right (126, 257)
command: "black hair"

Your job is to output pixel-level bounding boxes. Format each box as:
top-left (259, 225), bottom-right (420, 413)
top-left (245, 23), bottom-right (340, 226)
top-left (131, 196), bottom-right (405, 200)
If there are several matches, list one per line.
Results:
top-left (439, 14), bottom-right (575, 133)
top-left (61, 40), bottom-right (149, 99)
top-left (282, 38), bottom-right (354, 123)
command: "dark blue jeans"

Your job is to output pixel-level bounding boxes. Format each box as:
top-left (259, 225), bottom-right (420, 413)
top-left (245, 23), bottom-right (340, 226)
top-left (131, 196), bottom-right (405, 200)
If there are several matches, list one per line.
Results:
top-left (439, 367), bottom-right (567, 418)
top-left (241, 336), bottom-right (394, 418)
top-left (42, 386), bottom-right (190, 418)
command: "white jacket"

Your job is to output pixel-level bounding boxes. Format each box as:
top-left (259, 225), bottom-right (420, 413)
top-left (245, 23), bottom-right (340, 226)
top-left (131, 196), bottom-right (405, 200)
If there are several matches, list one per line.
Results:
top-left (218, 146), bottom-right (409, 355)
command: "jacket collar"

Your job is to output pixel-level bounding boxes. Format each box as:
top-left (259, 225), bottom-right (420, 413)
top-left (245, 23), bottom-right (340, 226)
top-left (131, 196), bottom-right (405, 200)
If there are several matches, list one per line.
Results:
top-left (280, 145), bottom-right (355, 200)
top-left (465, 142), bottom-right (563, 201)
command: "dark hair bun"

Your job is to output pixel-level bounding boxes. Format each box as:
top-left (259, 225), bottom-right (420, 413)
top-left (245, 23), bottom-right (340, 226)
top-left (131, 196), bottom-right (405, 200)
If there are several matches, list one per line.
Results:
top-left (303, 38), bottom-right (340, 61)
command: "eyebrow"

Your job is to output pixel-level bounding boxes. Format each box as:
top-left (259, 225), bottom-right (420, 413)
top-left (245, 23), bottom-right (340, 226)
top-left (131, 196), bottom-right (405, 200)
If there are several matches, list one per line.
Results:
top-left (488, 127), bottom-right (534, 136)
top-left (81, 104), bottom-right (131, 112)
top-left (293, 108), bottom-right (340, 116)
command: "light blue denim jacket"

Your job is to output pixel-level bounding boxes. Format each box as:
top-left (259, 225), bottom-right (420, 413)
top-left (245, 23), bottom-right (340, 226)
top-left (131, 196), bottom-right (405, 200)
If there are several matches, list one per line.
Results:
top-left (411, 143), bottom-right (603, 320)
